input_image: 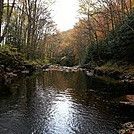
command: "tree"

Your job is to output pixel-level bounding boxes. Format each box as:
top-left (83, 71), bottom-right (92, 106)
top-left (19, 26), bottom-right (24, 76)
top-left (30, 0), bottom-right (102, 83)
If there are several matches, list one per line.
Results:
top-left (2, 0), bottom-right (56, 61)
top-left (0, 0), bottom-right (16, 43)
top-left (75, 0), bottom-right (134, 65)
top-left (0, 0), bottom-right (4, 42)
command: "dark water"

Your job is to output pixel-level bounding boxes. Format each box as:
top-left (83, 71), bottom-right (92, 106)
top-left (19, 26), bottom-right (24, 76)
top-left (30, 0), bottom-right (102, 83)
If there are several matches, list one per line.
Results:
top-left (0, 70), bottom-right (133, 134)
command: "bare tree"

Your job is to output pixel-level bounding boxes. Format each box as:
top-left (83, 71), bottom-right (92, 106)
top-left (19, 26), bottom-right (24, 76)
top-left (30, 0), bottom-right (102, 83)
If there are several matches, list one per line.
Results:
top-left (0, 0), bottom-right (4, 42)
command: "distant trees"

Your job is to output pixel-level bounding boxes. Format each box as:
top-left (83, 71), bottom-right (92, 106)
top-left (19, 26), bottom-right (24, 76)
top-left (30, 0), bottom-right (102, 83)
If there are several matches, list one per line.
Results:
top-left (73, 20), bottom-right (90, 64)
top-left (72, 0), bottom-right (134, 65)
top-left (0, 0), bottom-right (56, 61)
top-left (0, 0), bottom-right (16, 43)
top-left (1, 0), bottom-right (133, 66)
top-left (47, 30), bottom-right (76, 66)
top-left (45, 0), bottom-right (134, 66)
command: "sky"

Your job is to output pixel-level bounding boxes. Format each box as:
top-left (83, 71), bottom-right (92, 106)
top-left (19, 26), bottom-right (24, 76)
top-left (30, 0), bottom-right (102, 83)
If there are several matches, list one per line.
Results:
top-left (52, 0), bottom-right (79, 31)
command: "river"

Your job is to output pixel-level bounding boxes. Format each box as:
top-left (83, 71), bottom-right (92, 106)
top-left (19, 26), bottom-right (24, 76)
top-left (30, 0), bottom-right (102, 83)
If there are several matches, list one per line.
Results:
top-left (0, 70), bottom-right (133, 134)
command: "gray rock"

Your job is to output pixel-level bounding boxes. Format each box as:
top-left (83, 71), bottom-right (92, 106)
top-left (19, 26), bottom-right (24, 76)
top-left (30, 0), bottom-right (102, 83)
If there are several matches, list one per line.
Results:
top-left (21, 70), bottom-right (30, 74)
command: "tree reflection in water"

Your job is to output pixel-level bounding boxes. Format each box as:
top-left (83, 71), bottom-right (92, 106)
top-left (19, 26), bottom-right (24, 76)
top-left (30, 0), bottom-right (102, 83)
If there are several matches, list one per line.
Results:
top-left (0, 70), bottom-right (133, 134)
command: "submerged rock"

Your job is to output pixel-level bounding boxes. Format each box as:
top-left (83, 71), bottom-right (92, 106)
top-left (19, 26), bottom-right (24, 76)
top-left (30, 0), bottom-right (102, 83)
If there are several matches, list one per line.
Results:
top-left (115, 95), bottom-right (134, 106)
top-left (86, 70), bottom-right (94, 76)
top-left (119, 122), bottom-right (134, 134)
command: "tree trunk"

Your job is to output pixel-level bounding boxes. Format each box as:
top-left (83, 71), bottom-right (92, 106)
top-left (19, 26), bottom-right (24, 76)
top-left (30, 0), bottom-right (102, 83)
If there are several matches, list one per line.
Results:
top-left (130, 0), bottom-right (132, 13)
top-left (1, 0), bottom-right (16, 43)
top-left (0, 0), bottom-right (4, 43)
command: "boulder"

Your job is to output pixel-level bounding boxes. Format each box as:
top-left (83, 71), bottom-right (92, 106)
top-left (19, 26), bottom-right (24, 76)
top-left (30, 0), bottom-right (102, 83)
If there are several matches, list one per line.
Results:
top-left (116, 95), bottom-right (134, 106)
top-left (119, 122), bottom-right (134, 134)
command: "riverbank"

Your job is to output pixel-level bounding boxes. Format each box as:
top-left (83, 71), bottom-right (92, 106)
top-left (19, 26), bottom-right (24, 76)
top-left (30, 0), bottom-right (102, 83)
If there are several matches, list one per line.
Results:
top-left (0, 46), bottom-right (133, 85)
top-left (0, 45), bottom-right (133, 84)
top-left (0, 46), bottom-right (37, 83)
top-left (83, 64), bottom-right (134, 134)
top-left (40, 64), bottom-right (134, 84)
top-left (82, 64), bottom-right (134, 84)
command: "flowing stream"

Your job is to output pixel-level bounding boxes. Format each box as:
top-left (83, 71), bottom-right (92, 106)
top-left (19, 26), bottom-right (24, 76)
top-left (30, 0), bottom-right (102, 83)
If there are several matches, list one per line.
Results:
top-left (0, 70), bottom-right (133, 134)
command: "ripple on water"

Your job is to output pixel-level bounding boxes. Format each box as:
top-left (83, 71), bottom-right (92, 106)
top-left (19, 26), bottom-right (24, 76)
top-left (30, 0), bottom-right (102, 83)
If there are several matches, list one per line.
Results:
top-left (0, 71), bottom-right (133, 134)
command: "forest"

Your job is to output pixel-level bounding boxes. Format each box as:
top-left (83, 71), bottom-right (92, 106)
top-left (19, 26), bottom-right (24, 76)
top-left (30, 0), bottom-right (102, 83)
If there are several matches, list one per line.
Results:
top-left (0, 0), bottom-right (134, 68)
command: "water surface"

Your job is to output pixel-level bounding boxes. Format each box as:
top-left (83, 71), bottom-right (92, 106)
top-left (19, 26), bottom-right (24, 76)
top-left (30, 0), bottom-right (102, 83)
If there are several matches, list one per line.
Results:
top-left (0, 70), bottom-right (133, 134)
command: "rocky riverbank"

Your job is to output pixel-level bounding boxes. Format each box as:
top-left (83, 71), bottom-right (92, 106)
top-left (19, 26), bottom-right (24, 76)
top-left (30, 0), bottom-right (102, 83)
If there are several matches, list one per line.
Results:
top-left (82, 65), bottom-right (134, 134)
top-left (82, 64), bottom-right (134, 84)
top-left (41, 64), bottom-right (134, 84)
top-left (0, 47), bottom-right (36, 83)
top-left (1, 50), bottom-right (134, 86)
top-left (43, 65), bottom-right (81, 72)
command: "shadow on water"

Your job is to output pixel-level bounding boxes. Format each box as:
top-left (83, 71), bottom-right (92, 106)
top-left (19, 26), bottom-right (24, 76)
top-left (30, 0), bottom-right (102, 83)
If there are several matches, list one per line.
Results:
top-left (0, 70), bottom-right (133, 134)
top-left (0, 77), bottom-right (12, 98)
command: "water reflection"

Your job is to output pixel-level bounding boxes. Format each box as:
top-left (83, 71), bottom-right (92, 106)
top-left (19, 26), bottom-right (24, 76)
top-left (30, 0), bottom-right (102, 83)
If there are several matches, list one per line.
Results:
top-left (0, 71), bottom-right (133, 134)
